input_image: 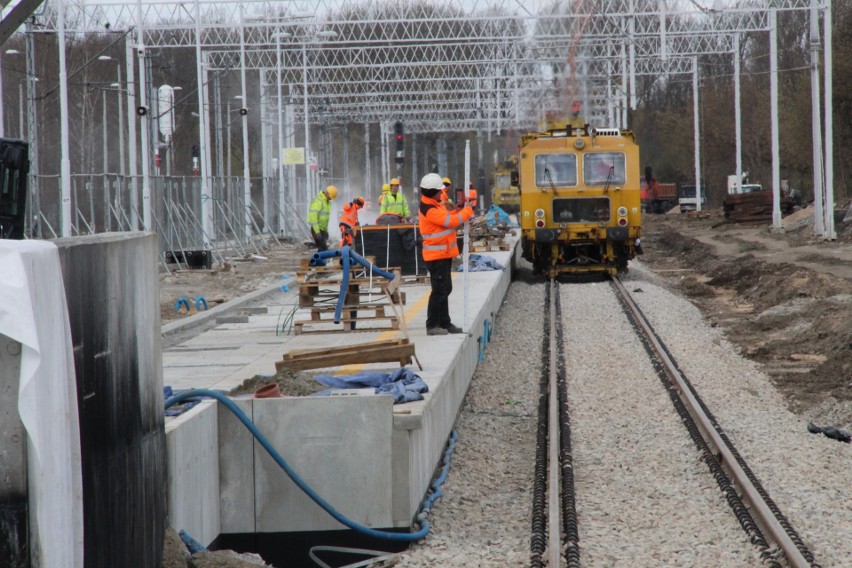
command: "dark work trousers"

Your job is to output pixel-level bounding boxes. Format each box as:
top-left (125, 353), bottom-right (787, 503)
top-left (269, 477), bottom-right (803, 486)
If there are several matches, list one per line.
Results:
top-left (425, 258), bottom-right (453, 329)
top-left (313, 230), bottom-right (329, 252)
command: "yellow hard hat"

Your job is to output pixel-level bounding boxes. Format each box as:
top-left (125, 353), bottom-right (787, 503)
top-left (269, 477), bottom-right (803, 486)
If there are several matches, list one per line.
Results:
top-left (390, 178), bottom-right (400, 185)
top-left (382, 183), bottom-right (391, 193)
top-left (325, 185), bottom-right (338, 199)
top-left (442, 177), bottom-right (452, 185)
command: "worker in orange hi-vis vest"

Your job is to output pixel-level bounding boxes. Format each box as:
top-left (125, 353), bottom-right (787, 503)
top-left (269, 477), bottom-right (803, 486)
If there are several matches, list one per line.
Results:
top-left (339, 196), bottom-right (365, 247)
top-left (418, 173), bottom-right (474, 336)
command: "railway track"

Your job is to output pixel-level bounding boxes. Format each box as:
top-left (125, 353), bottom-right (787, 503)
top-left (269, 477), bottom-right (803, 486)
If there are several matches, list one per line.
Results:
top-left (530, 277), bottom-right (820, 567)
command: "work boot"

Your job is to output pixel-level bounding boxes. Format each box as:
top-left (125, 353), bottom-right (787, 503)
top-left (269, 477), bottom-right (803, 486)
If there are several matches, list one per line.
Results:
top-left (427, 327), bottom-right (449, 336)
top-left (443, 323), bottom-right (464, 334)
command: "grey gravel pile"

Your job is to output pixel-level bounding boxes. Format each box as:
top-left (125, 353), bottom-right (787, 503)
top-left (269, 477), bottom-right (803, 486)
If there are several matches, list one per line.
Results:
top-left (396, 261), bottom-right (852, 566)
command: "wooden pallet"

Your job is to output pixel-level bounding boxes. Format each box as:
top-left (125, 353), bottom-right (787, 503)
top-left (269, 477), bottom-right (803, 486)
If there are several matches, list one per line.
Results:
top-left (293, 314), bottom-right (401, 335)
top-left (299, 267), bottom-right (401, 287)
top-left (299, 274), bottom-right (403, 307)
top-left (276, 338), bottom-right (420, 371)
top-left (400, 274), bottom-right (430, 285)
top-left (299, 289), bottom-right (406, 308)
top-left (297, 264), bottom-right (386, 282)
top-left (300, 255), bottom-right (377, 269)
top-left (304, 304), bottom-right (391, 321)
top-left (471, 244), bottom-right (510, 252)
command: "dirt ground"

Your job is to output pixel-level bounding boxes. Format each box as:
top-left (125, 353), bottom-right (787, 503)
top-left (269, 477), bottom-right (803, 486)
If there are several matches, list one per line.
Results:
top-left (638, 204), bottom-right (852, 430)
top-left (159, 239), bottom-right (311, 323)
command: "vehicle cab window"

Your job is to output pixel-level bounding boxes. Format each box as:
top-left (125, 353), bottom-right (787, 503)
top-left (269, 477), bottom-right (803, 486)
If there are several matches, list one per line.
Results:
top-left (583, 152), bottom-right (626, 185)
top-left (535, 153), bottom-right (577, 187)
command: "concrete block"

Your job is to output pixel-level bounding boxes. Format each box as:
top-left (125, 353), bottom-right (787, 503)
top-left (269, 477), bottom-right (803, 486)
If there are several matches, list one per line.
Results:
top-left (253, 396), bottom-right (393, 532)
top-left (239, 307), bottom-right (269, 315)
top-left (165, 401), bottom-right (220, 546)
top-left (217, 315), bottom-right (250, 324)
top-left (219, 398), bottom-right (255, 534)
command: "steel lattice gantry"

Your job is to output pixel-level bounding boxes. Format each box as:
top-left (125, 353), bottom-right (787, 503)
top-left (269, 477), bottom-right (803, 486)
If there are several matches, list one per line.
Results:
top-left (28, 0), bottom-right (834, 241)
top-left (41, 0), bottom-right (823, 133)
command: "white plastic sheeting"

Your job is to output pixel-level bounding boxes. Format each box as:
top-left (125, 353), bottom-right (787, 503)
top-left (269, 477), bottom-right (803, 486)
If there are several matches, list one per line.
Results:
top-left (0, 240), bottom-right (83, 568)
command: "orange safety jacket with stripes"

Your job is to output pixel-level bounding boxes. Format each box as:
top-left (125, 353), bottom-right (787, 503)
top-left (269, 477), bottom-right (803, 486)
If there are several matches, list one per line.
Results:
top-left (339, 201), bottom-right (361, 230)
top-left (339, 202), bottom-right (362, 246)
top-left (418, 194), bottom-right (473, 261)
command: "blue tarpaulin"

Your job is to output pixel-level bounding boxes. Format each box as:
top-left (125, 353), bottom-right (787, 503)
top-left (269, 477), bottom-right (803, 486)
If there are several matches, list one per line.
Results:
top-left (164, 386), bottom-right (203, 416)
top-left (483, 205), bottom-right (518, 227)
top-left (313, 367), bottom-right (429, 404)
top-left (455, 253), bottom-right (505, 272)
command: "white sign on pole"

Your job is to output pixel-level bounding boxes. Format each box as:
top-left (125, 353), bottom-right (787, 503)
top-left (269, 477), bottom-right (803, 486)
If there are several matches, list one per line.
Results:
top-left (158, 85), bottom-right (175, 139)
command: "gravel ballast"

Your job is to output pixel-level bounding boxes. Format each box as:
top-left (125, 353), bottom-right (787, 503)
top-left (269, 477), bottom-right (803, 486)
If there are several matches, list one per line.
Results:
top-left (561, 279), bottom-right (757, 565)
top-left (396, 261), bottom-right (850, 566)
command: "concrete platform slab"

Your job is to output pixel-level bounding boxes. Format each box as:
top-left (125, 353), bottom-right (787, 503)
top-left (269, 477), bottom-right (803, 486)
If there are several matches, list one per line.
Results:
top-left (164, 236), bottom-right (520, 543)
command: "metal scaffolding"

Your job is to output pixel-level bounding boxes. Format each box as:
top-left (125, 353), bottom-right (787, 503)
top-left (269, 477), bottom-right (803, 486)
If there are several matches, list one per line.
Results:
top-left (10, 0), bottom-right (837, 242)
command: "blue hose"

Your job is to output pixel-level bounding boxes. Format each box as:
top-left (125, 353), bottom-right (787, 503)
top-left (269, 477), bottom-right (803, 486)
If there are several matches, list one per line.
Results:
top-left (312, 247), bottom-right (397, 324)
top-left (312, 248), bottom-right (395, 281)
top-left (164, 389), bottom-right (458, 542)
top-left (337, 246), bottom-right (351, 323)
top-left (347, 248), bottom-right (396, 280)
top-left (175, 297), bottom-right (191, 313)
top-left (179, 529), bottom-right (208, 553)
top-left (313, 250), bottom-right (342, 262)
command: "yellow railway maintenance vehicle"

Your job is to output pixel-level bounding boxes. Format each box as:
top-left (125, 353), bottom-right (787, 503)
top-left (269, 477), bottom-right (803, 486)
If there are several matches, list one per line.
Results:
top-left (492, 157), bottom-right (520, 213)
top-left (516, 125), bottom-right (642, 277)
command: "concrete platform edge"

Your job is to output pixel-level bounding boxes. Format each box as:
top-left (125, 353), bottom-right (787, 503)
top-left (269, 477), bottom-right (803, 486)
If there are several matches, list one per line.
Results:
top-left (161, 276), bottom-right (296, 339)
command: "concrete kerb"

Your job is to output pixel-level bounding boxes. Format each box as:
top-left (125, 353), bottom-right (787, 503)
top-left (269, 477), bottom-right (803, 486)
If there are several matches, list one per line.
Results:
top-left (161, 276), bottom-right (297, 339)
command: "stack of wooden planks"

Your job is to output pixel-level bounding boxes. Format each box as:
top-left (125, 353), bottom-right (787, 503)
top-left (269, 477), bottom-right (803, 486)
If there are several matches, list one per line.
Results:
top-left (275, 338), bottom-right (420, 371)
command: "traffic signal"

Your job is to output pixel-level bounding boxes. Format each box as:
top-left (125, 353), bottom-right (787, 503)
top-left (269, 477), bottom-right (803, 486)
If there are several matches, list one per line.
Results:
top-left (191, 145), bottom-right (200, 176)
top-left (394, 121), bottom-right (404, 164)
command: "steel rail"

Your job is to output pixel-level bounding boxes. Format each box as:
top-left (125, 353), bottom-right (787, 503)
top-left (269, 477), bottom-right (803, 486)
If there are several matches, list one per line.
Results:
top-left (610, 276), bottom-right (813, 568)
top-left (546, 279), bottom-right (561, 568)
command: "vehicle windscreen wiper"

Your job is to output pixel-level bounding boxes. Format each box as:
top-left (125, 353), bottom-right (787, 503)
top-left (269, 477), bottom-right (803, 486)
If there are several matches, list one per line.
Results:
top-left (603, 166), bottom-right (614, 194)
top-left (543, 167), bottom-right (559, 196)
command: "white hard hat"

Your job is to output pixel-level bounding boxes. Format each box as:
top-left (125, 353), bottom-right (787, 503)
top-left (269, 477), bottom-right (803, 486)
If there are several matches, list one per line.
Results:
top-left (420, 173), bottom-right (444, 191)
